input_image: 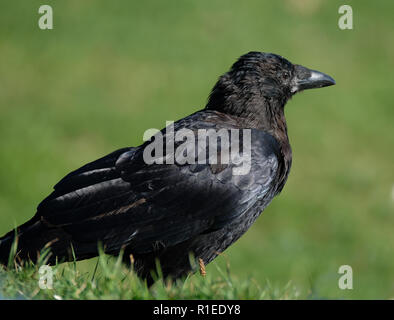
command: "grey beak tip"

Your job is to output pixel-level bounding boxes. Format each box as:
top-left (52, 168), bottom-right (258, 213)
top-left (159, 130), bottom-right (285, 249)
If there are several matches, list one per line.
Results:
top-left (324, 74), bottom-right (336, 86)
top-left (293, 67), bottom-right (336, 93)
top-left (310, 70), bottom-right (336, 87)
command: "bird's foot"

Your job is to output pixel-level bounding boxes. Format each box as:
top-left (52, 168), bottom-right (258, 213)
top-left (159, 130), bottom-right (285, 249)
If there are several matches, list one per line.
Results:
top-left (199, 258), bottom-right (206, 277)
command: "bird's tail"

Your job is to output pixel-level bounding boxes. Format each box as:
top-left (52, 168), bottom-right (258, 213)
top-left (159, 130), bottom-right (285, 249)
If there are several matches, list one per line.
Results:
top-left (0, 216), bottom-right (100, 267)
top-left (0, 217), bottom-right (72, 267)
top-left (0, 232), bottom-right (16, 267)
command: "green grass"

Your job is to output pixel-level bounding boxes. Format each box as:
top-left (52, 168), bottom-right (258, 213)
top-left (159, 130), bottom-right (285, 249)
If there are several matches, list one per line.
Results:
top-left (0, 250), bottom-right (300, 300)
top-left (0, 0), bottom-right (393, 299)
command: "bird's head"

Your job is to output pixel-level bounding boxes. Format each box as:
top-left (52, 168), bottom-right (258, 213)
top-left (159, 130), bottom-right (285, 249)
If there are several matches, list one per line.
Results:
top-left (206, 51), bottom-right (335, 122)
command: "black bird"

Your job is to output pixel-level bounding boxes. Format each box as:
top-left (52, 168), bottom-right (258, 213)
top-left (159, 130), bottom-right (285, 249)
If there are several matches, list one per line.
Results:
top-left (0, 52), bottom-right (335, 282)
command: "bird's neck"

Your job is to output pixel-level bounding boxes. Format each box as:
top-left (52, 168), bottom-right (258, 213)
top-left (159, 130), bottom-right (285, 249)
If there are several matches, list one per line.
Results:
top-left (205, 82), bottom-right (289, 138)
top-left (205, 80), bottom-right (292, 172)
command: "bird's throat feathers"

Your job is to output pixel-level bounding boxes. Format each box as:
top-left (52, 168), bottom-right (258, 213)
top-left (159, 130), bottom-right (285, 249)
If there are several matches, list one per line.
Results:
top-left (205, 70), bottom-right (292, 176)
top-left (205, 72), bottom-right (291, 135)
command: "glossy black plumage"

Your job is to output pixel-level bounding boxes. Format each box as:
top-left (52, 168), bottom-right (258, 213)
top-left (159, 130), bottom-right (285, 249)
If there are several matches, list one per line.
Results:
top-left (0, 52), bottom-right (335, 282)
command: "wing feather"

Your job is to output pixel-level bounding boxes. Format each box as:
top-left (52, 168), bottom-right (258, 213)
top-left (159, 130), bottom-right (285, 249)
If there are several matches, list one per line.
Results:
top-left (35, 112), bottom-right (282, 256)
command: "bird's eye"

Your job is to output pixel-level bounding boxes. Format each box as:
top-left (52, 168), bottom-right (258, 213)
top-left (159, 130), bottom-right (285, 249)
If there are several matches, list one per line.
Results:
top-left (282, 71), bottom-right (290, 80)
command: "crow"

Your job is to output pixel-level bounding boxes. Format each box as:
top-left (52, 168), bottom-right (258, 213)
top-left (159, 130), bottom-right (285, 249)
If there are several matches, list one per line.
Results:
top-left (0, 52), bottom-right (335, 283)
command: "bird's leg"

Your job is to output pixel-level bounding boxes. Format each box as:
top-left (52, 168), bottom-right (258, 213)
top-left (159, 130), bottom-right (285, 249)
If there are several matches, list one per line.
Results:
top-left (198, 258), bottom-right (206, 277)
top-left (129, 253), bottom-right (135, 266)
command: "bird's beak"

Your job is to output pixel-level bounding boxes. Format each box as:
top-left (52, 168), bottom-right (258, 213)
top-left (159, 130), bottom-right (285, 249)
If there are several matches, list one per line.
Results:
top-left (291, 65), bottom-right (336, 93)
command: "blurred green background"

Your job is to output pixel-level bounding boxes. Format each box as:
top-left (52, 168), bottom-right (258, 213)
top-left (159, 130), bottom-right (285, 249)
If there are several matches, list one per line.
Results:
top-left (0, 0), bottom-right (393, 299)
